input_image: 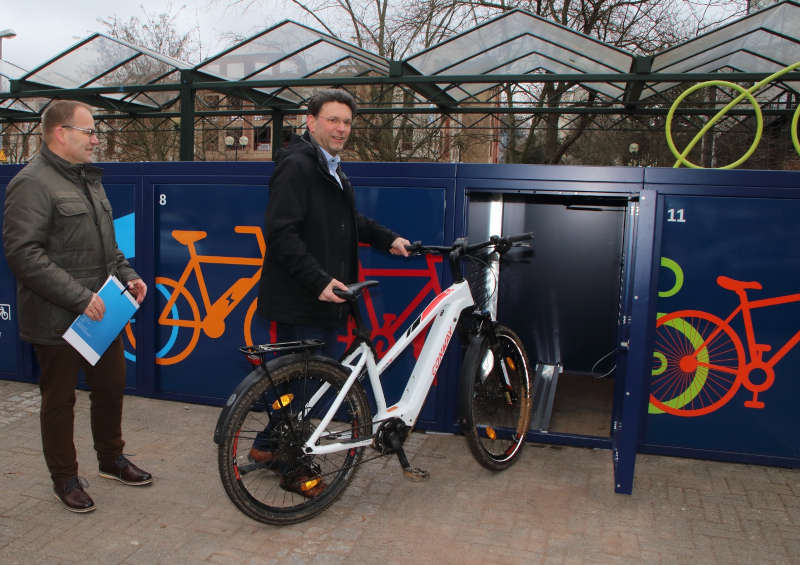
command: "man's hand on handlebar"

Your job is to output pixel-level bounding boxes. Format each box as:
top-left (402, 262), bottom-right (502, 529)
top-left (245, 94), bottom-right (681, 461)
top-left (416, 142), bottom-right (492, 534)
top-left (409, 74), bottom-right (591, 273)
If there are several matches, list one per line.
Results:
top-left (389, 237), bottom-right (411, 257)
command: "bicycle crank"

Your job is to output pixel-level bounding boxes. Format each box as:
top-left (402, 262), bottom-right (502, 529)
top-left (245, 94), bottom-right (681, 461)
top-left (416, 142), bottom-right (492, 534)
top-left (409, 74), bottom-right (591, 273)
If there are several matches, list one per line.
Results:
top-left (373, 419), bottom-right (429, 482)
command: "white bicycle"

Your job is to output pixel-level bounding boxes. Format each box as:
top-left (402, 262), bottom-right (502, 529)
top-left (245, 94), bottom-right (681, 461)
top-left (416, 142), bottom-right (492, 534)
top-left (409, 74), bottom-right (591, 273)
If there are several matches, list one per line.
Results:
top-left (214, 234), bottom-right (534, 525)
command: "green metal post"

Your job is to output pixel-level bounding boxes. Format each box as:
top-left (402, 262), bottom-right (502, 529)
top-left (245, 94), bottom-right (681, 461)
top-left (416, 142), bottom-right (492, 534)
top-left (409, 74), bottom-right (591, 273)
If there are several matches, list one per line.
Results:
top-left (179, 71), bottom-right (195, 161)
top-left (271, 109), bottom-right (283, 162)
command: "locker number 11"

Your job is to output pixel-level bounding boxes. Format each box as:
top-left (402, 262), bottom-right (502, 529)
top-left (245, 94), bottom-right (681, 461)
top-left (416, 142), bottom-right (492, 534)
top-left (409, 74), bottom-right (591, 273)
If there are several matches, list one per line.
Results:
top-left (667, 208), bottom-right (686, 223)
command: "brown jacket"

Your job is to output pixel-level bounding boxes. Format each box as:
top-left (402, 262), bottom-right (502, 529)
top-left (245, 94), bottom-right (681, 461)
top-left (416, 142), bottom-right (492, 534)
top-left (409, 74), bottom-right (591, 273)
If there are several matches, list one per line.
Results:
top-left (2, 144), bottom-right (137, 344)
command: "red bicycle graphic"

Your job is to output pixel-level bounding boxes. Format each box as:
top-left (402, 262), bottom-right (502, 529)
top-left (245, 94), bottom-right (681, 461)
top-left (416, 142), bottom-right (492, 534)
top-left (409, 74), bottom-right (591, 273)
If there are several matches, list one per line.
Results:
top-left (651, 274), bottom-right (800, 417)
top-left (338, 245), bottom-right (443, 360)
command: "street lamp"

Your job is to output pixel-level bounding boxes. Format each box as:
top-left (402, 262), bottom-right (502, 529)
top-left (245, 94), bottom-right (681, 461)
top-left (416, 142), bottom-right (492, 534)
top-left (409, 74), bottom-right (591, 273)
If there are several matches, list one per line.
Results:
top-left (224, 134), bottom-right (249, 161)
top-left (0, 29), bottom-right (16, 60)
top-left (628, 142), bottom-right (640, 167)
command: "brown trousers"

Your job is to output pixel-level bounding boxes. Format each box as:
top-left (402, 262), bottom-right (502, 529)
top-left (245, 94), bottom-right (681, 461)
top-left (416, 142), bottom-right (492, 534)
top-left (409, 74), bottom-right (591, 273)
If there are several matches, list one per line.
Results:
top-left (33, 337), bottom-right (126, 481)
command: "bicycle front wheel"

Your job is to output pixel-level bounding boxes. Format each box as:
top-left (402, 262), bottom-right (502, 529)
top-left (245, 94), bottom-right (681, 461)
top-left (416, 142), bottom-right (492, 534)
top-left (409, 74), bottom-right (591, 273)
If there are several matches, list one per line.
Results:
top-left (218, 356), bottom-right (371, 525)
top-left (461, 324), bottom-right (532, 471)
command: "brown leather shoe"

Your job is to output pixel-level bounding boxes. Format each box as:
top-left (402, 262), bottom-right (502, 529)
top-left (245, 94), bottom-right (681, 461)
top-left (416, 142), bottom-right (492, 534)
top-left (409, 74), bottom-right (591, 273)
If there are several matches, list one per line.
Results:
top-left (53, 476), bottom-right (96, 513)
top-left (248, 447), bottom-right (275, 463)
top-left (99, 455), bottom-right (153, 486)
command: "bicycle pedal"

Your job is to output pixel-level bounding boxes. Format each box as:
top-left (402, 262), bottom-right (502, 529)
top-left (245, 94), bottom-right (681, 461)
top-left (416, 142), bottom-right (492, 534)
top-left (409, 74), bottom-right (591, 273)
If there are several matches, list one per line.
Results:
top-left (403, 466), bottom-right (429, 482)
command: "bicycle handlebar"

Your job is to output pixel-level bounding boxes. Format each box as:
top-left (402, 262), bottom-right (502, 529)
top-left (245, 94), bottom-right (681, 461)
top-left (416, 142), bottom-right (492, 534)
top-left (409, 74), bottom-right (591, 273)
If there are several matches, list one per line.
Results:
top-left (405, 233), bottom-right (533, 257)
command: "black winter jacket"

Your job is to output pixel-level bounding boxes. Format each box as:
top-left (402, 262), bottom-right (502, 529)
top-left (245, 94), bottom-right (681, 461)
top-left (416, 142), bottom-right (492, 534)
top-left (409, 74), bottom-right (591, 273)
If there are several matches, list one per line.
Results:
top-left (256, 132), bottom-right (399, 328)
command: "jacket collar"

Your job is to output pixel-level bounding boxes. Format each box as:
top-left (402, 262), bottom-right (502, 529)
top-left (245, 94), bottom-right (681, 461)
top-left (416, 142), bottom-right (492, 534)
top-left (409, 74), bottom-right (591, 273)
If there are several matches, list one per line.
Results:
top-left (299, 130), bottom-right (349, 185)
top-left (39, 143), bottom-right (103, 184)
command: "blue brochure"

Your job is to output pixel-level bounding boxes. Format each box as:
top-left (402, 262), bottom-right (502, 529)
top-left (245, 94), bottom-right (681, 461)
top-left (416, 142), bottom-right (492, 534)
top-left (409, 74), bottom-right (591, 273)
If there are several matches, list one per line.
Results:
top-left (63, 275), bottom-right (139, 365)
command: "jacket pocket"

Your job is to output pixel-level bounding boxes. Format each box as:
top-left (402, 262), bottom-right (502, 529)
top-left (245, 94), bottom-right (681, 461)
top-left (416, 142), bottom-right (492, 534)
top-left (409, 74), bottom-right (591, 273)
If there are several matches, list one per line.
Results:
top-left (54, 197), bottom-right (91, 250)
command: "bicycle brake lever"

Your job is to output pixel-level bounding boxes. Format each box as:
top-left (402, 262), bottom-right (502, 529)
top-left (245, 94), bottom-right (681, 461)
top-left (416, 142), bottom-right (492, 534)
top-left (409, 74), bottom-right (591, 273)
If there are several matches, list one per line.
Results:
top-left (495, 240), bottom-right (512, 254)
top-left (405, 241), bottom-right (424, 254)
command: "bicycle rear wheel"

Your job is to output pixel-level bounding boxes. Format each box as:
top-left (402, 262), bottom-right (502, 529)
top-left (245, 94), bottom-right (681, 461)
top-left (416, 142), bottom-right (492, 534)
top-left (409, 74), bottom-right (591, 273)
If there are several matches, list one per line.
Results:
top-left (461, 324), bottom-right (532, 471)
top-left (217, 356), bottom-right (371, 525)
top-left (650, 310), bottom-right (744, 416)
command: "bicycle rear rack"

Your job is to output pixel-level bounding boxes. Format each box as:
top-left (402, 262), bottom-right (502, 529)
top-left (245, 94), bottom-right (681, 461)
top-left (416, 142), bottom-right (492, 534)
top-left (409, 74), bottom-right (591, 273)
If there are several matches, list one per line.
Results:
top-left (239, 339), bottom-right (325, 365)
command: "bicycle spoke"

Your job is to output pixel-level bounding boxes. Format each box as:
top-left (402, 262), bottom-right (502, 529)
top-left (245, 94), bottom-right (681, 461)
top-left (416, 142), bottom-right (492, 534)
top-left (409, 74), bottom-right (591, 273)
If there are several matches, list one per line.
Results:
top-left (218, 358), bottom-right (371, 525)
top-left (651, 311), bottom-right (744, 416)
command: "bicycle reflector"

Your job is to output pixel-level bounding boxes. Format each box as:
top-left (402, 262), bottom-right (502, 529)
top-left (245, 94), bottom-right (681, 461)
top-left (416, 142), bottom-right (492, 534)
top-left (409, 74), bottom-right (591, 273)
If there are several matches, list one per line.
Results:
top-left (485, 426), bottom-right (497, 440)
top-left (272, 394), bottom-right (294, 410)
top-left (245, 354), bottom-right (262, 366)
top-left (505, 357), bottom-right (516, 371)
top-left (300, 477), bottom-right (321, 493)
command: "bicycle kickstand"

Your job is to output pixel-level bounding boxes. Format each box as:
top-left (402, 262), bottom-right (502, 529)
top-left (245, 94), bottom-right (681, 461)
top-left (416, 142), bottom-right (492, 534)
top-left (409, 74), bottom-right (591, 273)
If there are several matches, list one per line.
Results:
top-left (376, 419), bottom-right (429, 482)
top-left (388, 433), bottom-right (429, 482)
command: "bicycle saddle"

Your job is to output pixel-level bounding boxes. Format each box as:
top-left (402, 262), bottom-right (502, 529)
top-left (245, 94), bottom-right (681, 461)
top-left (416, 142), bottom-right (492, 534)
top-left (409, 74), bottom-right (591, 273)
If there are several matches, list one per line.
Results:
top-left (172, 230), bottom-right (208, 245)
top-left (333, 280), bottom-right (379, 301)
top-left (716, 275), bottom-right (762, 292)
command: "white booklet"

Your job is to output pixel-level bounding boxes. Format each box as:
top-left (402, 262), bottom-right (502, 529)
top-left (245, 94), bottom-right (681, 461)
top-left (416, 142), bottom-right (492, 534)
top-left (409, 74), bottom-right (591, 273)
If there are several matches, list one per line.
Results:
top-left (63, 275), bottom-right (139, 366)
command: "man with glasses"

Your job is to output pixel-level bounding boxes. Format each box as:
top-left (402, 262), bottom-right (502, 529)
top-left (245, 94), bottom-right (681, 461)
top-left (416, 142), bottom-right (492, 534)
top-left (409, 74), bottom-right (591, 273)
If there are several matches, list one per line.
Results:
top-left (3, 100), bottom-right (152, 513)
top-left (254, 89), bottom-right (410, 496)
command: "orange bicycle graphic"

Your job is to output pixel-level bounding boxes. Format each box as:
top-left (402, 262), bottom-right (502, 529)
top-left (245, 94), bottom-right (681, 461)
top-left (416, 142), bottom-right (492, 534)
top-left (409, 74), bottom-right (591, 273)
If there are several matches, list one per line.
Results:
top-left (651, 271), bottom-right (800, 417)
top-left (125, 225), bottom-right (265, 365)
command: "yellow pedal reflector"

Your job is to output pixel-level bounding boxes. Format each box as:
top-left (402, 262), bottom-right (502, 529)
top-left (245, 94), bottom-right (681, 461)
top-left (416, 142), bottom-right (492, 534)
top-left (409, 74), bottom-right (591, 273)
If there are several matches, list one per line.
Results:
top-left (505, 357), bottom-right (516, 371)
top-left (272, 394), bottom-right (294, 410)
top-left (300, 477), bottom-right (321, 492)
top-left (485, 426), bottom-right (497, 440)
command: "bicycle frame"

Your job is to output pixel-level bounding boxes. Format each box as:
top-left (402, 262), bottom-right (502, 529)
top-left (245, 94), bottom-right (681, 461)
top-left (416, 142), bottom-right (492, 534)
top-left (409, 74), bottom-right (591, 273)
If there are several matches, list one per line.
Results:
top-left (302, 279), bottom-right (475, 455)
top-left (726, 291), bottom-right (800, 370)
top-left (692, 282), bottom-right (800, 372)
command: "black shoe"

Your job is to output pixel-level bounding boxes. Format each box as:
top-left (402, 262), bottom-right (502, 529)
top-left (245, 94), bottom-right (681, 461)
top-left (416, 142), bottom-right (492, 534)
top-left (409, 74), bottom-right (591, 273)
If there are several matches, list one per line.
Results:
top-left (99, 455), bottom-right (153, 486)
top-left (53, 476), bottom-right (96, 513)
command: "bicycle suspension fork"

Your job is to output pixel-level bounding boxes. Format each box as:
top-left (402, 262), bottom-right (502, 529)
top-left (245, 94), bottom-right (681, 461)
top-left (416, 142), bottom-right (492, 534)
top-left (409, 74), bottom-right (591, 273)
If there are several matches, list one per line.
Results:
top-left (477, 316), bottom-right (516, 404)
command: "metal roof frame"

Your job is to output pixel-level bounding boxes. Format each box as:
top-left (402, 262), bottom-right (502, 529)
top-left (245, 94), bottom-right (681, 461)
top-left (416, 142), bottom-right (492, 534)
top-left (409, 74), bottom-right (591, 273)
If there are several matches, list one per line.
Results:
top-left (0, 2), bottom-right (797, 159)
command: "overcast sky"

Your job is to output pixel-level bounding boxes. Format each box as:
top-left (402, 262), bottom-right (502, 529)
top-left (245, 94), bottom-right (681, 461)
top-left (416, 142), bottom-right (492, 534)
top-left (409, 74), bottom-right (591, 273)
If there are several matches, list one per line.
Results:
top-left (2, 0), bottom-right (285, 71)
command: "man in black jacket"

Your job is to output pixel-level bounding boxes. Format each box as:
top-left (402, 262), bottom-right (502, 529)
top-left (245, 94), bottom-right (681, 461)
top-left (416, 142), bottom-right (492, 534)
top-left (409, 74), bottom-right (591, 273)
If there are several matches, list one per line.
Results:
top-left (253, 90), bottom-right (409, 487)
top-left (257, 89), bottom-right (409, 337)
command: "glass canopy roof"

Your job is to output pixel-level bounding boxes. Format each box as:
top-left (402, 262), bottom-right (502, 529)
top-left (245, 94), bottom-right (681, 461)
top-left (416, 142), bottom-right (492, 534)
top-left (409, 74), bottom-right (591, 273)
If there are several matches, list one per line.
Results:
top-left (0, 2), bottom-right (798, 117)
top-left (406, 10), bottom-right (633, 102)
top-left (195, 20), bottom-right (390, 105)
top-left (18, 33), bottom-right (191, 111)
top-left (645, 1), bottom-right (800, 99)
top-left (0, 60), bottom-right (37, 116)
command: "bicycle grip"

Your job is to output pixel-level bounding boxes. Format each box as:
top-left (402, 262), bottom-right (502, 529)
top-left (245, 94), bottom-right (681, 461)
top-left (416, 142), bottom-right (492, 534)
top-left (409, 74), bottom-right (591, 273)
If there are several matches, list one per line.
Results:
top-left (507, 232), bottom-right (534, 243)
top-left (405, 241), bottom-right (424, 254)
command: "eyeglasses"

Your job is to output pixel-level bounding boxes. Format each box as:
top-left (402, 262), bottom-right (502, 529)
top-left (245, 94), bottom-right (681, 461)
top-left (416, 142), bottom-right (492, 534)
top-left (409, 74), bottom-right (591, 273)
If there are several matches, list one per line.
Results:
top-left (321, 116), bottom-right (352, 127)
top-left (62, 125), bottom-right (98, 137)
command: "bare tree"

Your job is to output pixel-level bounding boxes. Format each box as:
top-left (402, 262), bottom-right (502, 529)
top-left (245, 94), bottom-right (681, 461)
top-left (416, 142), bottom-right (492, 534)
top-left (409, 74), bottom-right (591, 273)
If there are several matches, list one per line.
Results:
top-left (1, 122), bottom-right (39, 165)
top-left (220, 0), bottom-right (751, 164)
top-left (99, 4), bottom-right (202, 162)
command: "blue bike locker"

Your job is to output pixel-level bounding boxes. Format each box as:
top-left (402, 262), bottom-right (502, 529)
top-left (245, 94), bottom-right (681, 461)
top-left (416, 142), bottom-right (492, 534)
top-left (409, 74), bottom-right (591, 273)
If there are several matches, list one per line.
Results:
top-left (3, 161), bottom-right (800, 495)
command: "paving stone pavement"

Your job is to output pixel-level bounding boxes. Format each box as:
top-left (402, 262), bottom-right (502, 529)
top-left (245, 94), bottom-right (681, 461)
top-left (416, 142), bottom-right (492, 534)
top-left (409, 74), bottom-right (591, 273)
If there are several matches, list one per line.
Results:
top-left (1, 378), bottom-right (799, 565)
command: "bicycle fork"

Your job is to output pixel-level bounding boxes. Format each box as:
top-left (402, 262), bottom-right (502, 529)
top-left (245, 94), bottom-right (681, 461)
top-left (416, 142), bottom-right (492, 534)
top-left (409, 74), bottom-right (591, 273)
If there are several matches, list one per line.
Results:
top-left (484, 327), bottom-right (517, 406)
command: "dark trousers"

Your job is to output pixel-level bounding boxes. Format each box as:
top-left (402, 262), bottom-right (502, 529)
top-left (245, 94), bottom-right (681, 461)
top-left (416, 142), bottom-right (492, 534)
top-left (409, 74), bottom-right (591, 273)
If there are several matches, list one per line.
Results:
top-left (33, 337), bottom-right (126, 481)
top-left (274, 322), bottom-right (344, 359)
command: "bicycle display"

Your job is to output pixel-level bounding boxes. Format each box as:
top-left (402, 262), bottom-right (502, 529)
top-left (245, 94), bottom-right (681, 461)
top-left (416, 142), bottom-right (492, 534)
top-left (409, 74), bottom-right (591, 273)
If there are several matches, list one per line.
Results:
top-left (214, 234), bottom-right (534, 525)
top-left (651, 258), bottom-right (800, 416)
top-left (124, 225), bottom-right (265, 365)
